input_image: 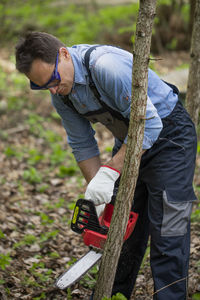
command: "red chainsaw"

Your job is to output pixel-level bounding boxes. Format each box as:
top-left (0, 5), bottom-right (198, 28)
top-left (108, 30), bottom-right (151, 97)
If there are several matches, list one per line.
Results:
top-left (55, 199), bottom-right (138, 289)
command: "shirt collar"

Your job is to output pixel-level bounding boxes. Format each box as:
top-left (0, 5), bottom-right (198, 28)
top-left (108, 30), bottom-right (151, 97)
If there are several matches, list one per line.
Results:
top-left (67, 46), bottom-right (87, 86)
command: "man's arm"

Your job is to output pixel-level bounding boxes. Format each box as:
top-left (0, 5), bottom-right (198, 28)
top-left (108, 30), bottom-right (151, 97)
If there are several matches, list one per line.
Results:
top-left (78, 145), bottom-right (146, 183)
top-left (106, 143), bottom-right (146, 173)
top-left (78, 155), bottom-right (101, 183)
top-left (83, 145), bottom-right (146, 207)
top-left (78, 145), bottom-right (126, 184)
top-left (106, 143), bottom-right (127, 173)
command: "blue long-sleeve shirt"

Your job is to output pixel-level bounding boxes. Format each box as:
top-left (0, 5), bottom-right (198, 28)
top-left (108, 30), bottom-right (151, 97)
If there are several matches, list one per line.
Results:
top-left (51, 44), bottom-right (178, 162)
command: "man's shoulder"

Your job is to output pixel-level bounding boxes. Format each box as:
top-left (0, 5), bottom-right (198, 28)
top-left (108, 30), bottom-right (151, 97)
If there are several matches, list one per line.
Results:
top-left (88, 45), bottom-right (131, 63)
top-left (69, 44), bottom-right (129, 61)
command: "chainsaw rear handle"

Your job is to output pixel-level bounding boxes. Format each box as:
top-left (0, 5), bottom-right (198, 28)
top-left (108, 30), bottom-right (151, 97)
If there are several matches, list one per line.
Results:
top-left (71, 199), bottom-right (109, 235)
top-left (71, 176), bottom-right (120, 234)
top-left (71, 199), bottom-right (138, 249)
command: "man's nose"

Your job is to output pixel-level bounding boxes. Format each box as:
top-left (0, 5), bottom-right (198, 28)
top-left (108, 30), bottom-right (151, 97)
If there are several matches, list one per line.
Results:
top-left (49, 86), bottom-right (59, 94)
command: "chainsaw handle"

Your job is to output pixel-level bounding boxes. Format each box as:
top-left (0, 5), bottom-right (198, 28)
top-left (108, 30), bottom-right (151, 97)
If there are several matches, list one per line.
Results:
top-left (71, 198), bottom-right (139, 250)
top-left (71, 199), bottom-right (108, 235)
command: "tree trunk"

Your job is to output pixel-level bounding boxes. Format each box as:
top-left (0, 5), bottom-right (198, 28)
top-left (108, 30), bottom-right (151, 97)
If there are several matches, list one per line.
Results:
top-left (189, 0), bottom-right (196, 38)
top-left (186, 0), bottom-right (200, 129)
top-left (93, 1), bottom-right (157, 299)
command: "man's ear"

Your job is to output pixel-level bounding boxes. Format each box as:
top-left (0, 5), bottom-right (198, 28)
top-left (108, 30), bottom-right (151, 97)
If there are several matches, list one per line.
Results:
top-left (59, 47), bottom-right (70, 59)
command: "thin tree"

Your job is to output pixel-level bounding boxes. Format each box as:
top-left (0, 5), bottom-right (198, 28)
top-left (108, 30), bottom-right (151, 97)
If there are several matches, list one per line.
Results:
top-left (189, 0), bottom-right (196, 37)
top-left (186, 0), bottom-right (200, 129)
top-left (93, 1), bottom-right (157, 299)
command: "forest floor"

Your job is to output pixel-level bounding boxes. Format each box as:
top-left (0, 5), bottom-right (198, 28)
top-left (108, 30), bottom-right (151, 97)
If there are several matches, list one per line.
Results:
top-left (0, 49), bottom-right (200, 300)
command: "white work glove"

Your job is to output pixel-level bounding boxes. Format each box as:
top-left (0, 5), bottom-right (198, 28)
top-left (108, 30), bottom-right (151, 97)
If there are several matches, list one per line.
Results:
top-left (85, 165), bottom-right (120, 215)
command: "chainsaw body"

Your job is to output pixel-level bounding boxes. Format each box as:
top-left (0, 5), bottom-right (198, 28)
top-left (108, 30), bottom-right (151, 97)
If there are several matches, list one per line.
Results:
top-left (71, 199), bottom-right (138, 250)
top-left (56, 199), bottom-right (138, 289)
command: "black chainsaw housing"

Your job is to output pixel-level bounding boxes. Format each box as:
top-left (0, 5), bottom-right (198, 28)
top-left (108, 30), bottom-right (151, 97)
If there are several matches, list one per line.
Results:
top-left (71, 199), bottom-right (108, 235)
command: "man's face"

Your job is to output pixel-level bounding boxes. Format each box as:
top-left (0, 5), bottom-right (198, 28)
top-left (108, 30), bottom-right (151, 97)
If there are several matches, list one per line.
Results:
top-left (27, 47), bottom-right (74, 96)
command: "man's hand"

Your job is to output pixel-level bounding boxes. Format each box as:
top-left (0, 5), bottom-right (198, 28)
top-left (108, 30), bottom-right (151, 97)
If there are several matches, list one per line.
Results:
top-left (85, 165), bottom-right (120, 206)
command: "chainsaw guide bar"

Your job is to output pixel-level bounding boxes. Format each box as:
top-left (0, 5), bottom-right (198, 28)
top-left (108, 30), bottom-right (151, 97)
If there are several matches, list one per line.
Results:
top-left (55, 250), bottom-right (102, 289)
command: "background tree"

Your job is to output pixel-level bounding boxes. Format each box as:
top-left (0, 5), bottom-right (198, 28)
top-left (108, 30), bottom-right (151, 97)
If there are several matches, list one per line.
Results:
top-left (93, 1), bottom-right (157, 299)
top-left (186, 0), bottom-right (200, 129)
top-left (189, 0), bottom-right (196, 36)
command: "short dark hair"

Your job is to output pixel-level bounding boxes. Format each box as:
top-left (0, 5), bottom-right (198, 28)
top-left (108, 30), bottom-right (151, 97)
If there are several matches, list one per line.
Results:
top-left (15, 31), bottom-right (65, 74)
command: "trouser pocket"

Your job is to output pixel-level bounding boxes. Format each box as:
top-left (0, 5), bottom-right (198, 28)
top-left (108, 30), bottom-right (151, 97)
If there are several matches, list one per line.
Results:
top-left (161, 189), bottom-right (195, 237)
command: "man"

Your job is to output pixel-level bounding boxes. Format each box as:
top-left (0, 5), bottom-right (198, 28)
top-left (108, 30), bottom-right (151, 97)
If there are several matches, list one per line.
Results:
top-left (15, 32), bottom-right (197, 300)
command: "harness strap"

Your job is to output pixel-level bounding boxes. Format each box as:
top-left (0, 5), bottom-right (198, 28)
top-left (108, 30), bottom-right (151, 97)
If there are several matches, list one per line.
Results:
top-left (84, 45), bottom-right (129, 125)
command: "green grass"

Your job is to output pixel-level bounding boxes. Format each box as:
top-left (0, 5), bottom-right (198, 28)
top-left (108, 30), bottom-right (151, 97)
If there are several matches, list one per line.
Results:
top-left (0, 253), bottom-right (12, 270)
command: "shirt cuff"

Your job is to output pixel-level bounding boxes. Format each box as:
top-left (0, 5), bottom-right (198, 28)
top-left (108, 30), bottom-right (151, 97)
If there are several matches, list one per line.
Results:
top-left (72, 145), bottom-right (100, 162)
top-left (142, 134), bottom-right (154, 149)
top-left (123, 128), bottom-right (162, 150)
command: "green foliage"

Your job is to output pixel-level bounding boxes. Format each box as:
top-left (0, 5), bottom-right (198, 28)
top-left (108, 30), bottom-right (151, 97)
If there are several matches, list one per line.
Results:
top-left (157, 0), bottom-right (172, 5)
top-left (0, 130), bottom-right (8, 141)
top-left (0, 65), bottom-right (29, 111)
top-left (180, 3), bottom-right (190, 24)
top-left (0, 176), bottom-right (6, 185)
top-left (0, 229), bottom-right (5, 238)
top-left (0, 67), bottom-right (6, 91)
top-left (26, 114), bottom-right (45, 137)
top-left (29, 261), bottom-right (53, 285)
top-left (10, 71), bottom-right (28, 91)
top-left (23, 234), bottom-right (37, 244)
top-left (7, 95), bottom-right (28, 111)
top-left (57, 165), bottom-right (77, 178)
top-left (0, 253), bottom-right (12, 270)
top-left (49, 251), bottom-right (60, 258)
top-left (191, 183), bottom-right (200, 222)
top-left (4, 146), bottom-right (15, 157)
top-left (0, 0), bottom-right (191, 53)
top-left (80, 265), bottom-right (99, 288)
top-left (50, 111), bottom-right (61, 120)
top-left (196, 260), bottom-right (200, 273)
top-left (0, 279), bottom-right (5, 284)
top-left (197, 141), bottom-right (200, 154)
top-left (49, 144), bottom-right (67, 166)
top-left (67, 288), bottom-right (72, 300)
top-left (192, 293), bottom-right (200, 300)
top-left (39, 230), bottom-right (59, 243)
top-left (102, 293), bottom-right (127, 300)
top-left (44, 130), bottom-right (62, 143)
top-left (175, 63), bottom-right (190, 70)
top-left (23, 167), bottom-right (43, 184)
top-left (0, 1), bottom-right (138, 45)
top-left (22, 275), bottom-right (41, 288)
top-left (13, 234), bottom-right (37, 249)
top-left (4, 146), bottom-right (23, 160)
top-left (105, 146), bottom-right (113, 153)
top-left (27, 149), bottom-right (44, 165)
top-left (37, 212), bottom-right (54, 225)
top-left (33, 292), bottom-right (46, 300)
top-left (140, 245), bottom-right (150, 269)
top-left (191, 203), bottom-right (200, 222)
top-left (67, 200), bottom-right (76, 211)
top-left (36, 184), bottom-right (49, 193)
top-left (44, 197), bottom-right (65, 210)
top-left (166, 38), bottom-right (177, 51)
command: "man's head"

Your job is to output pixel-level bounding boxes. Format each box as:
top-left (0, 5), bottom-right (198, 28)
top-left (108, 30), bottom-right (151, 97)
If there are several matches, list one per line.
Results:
top-left (15, 32), bottom-right (74, 95)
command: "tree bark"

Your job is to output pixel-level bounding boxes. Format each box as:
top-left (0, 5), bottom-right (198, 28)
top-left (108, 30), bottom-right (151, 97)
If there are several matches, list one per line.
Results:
top-left (93, 1), bottom-right (157, 299)
top-left (189, 0), bottom-right (196, 38)
top-left (186, 0), bottom-right (200, 129)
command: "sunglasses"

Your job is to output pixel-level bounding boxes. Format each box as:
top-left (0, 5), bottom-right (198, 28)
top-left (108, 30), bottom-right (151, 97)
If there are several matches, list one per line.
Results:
top-left (30, 52), bottom-right (61, 90)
